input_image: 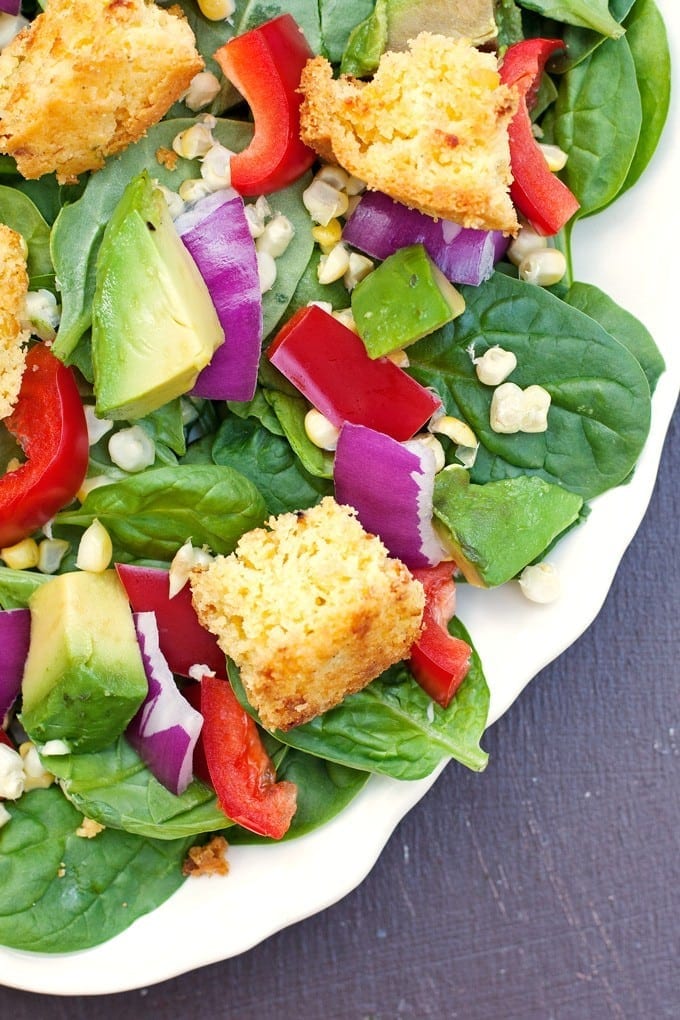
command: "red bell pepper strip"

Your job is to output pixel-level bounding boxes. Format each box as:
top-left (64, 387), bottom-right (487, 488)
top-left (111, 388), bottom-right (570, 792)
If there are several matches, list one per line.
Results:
top-left (190, 675), bottom-right (297, 840)
top-left (409, 562), bottom-right (472, 708)
top-left (213, 14), bottom-right (316, 196)
top-left (0, 344), bottom-right (88, 549)
top-left (500, 39), bottom-right (580, 236)
top-left (268, 305), bottom-right (441, 441)
top-left (115, 564), bottom-right (226, 679)
top-left (0, 730), bottom-right (15, 750)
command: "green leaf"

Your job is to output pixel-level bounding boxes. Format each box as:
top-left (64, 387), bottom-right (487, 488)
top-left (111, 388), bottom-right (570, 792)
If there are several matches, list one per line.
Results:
top-left (407, 272), bottom-right (652, 501)
top-left (264, 390), bottom-right (335, 479)
top-left (229, 618), bottom-right (490, 779)
top-left (320, 0), bottom-right (376, 63)
top-left (261, 173), bottom-right (316, 339)
top-left (517, 0), bottom-right (624, 38)
top-left (42, 738), bottom-right (230, 839)
top-left (0, 567), bottom-right (49, 610)
top-left (135, 399), bottom-right (187, 458)
top-left (53, 465), bottom-right (266, 561)
top-left (0, 787), bottom-right (192, 952)
top-left (545, 0), bottom-right (635, 72)
top-left (212, 414), bottom-right (331, 515)
top-left (0, 185), bottom-right (55, 289)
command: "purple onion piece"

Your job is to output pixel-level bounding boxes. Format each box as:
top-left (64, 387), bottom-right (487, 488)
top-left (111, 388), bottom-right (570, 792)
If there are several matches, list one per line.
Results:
top-left (0, 0), bottom-right (21, 16)
top-left (0, 608), bottom-right (30, 721)
top-left (334, 422), bottom-right (447, 569)
top-left (127, 612), bottom-right (203, 795)
top-left (175, 189), bottom-right (262, 402)
top-left (343, 191), bottom-right (506, 286)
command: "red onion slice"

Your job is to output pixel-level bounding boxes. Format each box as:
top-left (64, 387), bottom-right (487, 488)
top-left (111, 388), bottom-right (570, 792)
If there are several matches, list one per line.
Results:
top-left (343, 191), bottom-right (508, 286)
top-left (0, 608), bottom-right (30, 721)
top-left (175, 189), bottom-right (262, 402)
top-left (127, 612), bottom-right (203, 795)
top-left (0, 0), bottom-right (21, 17)
top-left (334, 422), bottom-right (447, 568)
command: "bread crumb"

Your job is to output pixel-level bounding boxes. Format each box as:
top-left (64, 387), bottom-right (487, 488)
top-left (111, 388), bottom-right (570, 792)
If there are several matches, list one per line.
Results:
top-left (76, 817), bottom-right (106, 838)
top-left (190, 497), bottom-right (424, 732)
top-left (299, 34), bottom-right (518, 233)
top-left (183, 835), bottom-right (229, 877)
top-left (156, 147), bottom-right (179, 172)
top-left (0, 0), bottom-right (203, 183)
top-left (0, 223), bottom-right (29, 420)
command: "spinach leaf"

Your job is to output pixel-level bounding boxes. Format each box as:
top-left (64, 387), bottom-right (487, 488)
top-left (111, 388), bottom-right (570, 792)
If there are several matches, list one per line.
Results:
top-left (264, 390), bottom-right (335, 479)
top-left (232, 0), bottom-right (322, 53)
top-left (517, 0), bottom-right (624, 37)
top-left (495, 0), bottom-right (525, 48)
top-left (229, 617), bottom-right (489, 778)
top-left (562, 281), bottom-right (665, 394)
top-left (321, 0), bottom-right (376, 63)
top-left (341, 0), bottom-right (388, 77)
top-left (546, 0), bottom-right (635, 72)
top-left (0, 787), bottom-right (192, 952)
top-left (212, 414), bottom-right (331, 515)
top-left (135, 398), bottom-right (187, 458)
top-left (541, 34), bottom-right (642, 217)
top-left (285, 248), bottom-right (351, 318)
top-left (261, 173), bottom-right (316, 339)
top-left (42, 738), bottom-right (230, 839)
top-left (0, 567), bottom-right (49, 610)
top-left (407, 272), bottom-right (651, 501)
top-left (617, 0), bottom-right (671, 197)
top-left (0, 185), bottom-right (55, 289)
top-left (51, 118), bottom-right (253, 361)
top-left (230, 744), bottom-right (369, 844)
top-left (53, 465), bottom-right (266, 561)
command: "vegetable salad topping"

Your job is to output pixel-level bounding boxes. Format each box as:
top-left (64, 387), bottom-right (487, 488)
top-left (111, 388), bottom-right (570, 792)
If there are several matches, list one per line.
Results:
top-left (0, 0), bottom-right (670, 955)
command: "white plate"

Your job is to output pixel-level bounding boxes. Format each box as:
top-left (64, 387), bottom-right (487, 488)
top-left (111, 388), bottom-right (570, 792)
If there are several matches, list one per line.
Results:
top-left (1, 2), bottom-right (678, 995)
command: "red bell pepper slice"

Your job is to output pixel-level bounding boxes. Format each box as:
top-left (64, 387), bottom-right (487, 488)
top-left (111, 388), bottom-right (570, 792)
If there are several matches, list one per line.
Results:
top-left (268, 305), bottom-right (441, 441)
top-left (115, 563), bottom-right (226, 679)
top-left (0, 730), bottom-right (15, 750)
top-left (409, 562), bottom-right (471, 708)
top-left (0, 344), bottom-right (88, 549)
top-left (500, 39), bottom-right (580, 236)
top-left (189, 675), bottom-right (297, 840)
top-left (214, 14), bottom-right (316, 196)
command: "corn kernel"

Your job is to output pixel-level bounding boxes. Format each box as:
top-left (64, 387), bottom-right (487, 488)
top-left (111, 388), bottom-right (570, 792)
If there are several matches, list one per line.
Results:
top-left (519, 248), bottom-right (567, 287)
top-left (312, 219), bottom-right (343, 254)
top-left (519, 562), bottom-right (561, 604)
top-left (1, 538), bottom-right (39, 570)
top-left (37, 538), bottom-right (70, 574)
top-left (538, 142), bottom-right (568, 172)
top-left (304, 409), bottom-right (340, 451)
top-left (196, 0), bottom-right (235, 20)
top-left (317, 242), bottom-right (350, 284)
top-left (430, 415), bottom-right (477, 449)
top-left (169, 539), bottom-right (214, 598)
top-left (75, 519), bottom-right (113, 573)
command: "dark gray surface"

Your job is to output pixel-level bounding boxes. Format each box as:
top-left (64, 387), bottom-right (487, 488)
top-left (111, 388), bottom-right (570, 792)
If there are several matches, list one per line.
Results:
top-left (1, 408), bottom-right (677, 1019)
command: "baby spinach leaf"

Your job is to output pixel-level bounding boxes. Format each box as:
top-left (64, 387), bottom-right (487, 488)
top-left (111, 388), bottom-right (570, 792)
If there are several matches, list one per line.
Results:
top-left (261, 173), bottom-right (316, 339)
top-left (562, 281), bottom-right (665, 394)
top-left (285, 248), bottom-right (351, 318)
top-left (617, 0), bottom-right (671, 197)
top-left (541, 34), bottom-right (642, 217)
top-left (264, 390), bottom-right (335, 479)
top-left (229, 618), bottom-right (489, 779)
top-left (135, 398), bottom-right (187, 458)
top-left (212, 414), bottom-right (331, 515)
top-left (53, 465), bottom-right (266, 561)
top-left (232, 0), bottom-right (322, 53)
top-left (0, 185), bottom-right (54, 289)
top-left (407, 272), bottom-right (652, 501)
top-left (0, 787), bottom-right (192, 952)
top-left (42, 738), bottom-right (230, 839)
top-left (0, 567), bottom-right (49, 610)
top-left (230, 744), bottom-right (369, 844)
top-left (51, 118), bottom-right (253, 361)
top-left (547, 0), bottom-right (635, 72)
top-left (321, 0), bottom-right (376, 63)
top-left (517, 0), bottom-right (624, 37)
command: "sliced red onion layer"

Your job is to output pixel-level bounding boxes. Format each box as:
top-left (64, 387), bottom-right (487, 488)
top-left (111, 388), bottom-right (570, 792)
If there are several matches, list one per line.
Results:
top-left (343, 191), bottom-right (508, 286)
top-left (127, 612), bottom-right (203, 796)
top-left (0, 608), bottom-right (30, 721)
top-left (0, 0), bottom-right (21, 17)
top-left (174, 188), bottom-right (262, 402)
top-left (334, 422), bottom-right (447, 568)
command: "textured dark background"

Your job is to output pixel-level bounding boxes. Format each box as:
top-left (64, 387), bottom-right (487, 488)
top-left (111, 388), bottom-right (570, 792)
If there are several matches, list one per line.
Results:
top-left (1, 408), bottom-right (677, 1019)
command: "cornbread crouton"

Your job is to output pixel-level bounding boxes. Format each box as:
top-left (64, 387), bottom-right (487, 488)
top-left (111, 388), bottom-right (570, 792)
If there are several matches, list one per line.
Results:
top-left (182, 835), bottom-right (229, 877)
top-left (190, 497), bottom-right (425, 732)
top-left (299, 34), bottom-right (519, 233)
top-left (0, 0), bottom-right (203, 184)
top-left (0, 223), bottom-right (29, 420)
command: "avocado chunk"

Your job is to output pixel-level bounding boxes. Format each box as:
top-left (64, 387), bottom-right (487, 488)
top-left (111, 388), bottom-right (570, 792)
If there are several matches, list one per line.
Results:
top-left (387, 0), bottom-right (497, 52)
top-left (92, 171), bottom-right (223, 421)
top-left (351, 244), bottom-right (465, 358)
top-left (20, 570), bottom-right (148, 753)
top-left (432, 466), bottom-right (583, 588)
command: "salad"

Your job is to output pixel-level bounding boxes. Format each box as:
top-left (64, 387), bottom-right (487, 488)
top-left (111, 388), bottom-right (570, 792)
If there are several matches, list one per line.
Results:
top-left (0, 0), bottom-right (674, 981)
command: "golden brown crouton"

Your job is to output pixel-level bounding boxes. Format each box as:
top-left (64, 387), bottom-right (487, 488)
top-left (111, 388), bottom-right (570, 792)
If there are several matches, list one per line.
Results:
top-left (0, 223), bottom-right (29, 420)
top-left (182, 835), bottom-right (229, 877)
top-left (0, 0), bottom-right (203, 184)
top-left (299, 34), bottom-right (519, 233)
top-left (190, 497), bottom-right (424, 732)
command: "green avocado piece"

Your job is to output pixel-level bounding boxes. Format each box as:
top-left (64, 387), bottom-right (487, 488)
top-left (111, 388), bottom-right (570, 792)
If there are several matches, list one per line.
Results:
top-left (92, 171), bottom-right (223, 421)
top-left (20, 570), bottom-right (148, 753)
top-left (351, 244), bottom-right (465, 358)
top-left (386, 0), bottom-right (497, 51)
top-left (432, 466), bottom-right (583, 588)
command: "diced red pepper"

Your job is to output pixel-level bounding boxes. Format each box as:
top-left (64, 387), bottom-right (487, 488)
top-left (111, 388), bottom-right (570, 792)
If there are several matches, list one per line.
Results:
top-left (189, 675), bottom-right (297, 840)
top-left (0, 730), bottom-right (14, 750)
top-left (500, 39), bottom-right (580, 236)
top-left (214, 14), bottom-right (316, 196)
top-left (0, 344), bottom-right (88, 549)
top-left (409, 562), bottom-right (472, 708)
top-left (115, 564), bottom-right (226, 679)
top-left (268, 305), bottom-right (441, 441)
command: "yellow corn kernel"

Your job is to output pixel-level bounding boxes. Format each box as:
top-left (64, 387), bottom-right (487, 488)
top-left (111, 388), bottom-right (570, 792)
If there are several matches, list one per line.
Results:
top-left (75, 519), bottom-right (113, 573)
top-left (1, 538), bottom-right (40, 570)
top-left (312, 219), bottom-right (343, 254)
top-left (196, 0), bottom-right (235, 20)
